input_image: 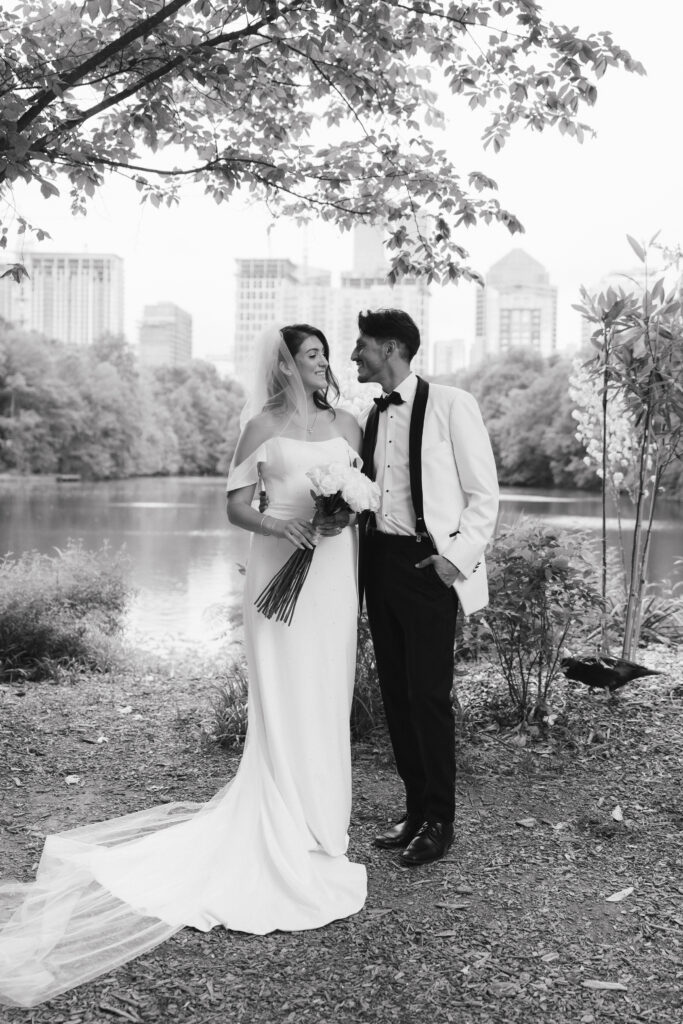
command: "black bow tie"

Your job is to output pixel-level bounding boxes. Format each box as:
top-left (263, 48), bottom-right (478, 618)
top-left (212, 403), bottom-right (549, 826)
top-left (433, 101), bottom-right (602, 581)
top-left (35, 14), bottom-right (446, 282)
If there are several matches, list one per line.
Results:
top-left (374, 391), bottom-right (404, 413)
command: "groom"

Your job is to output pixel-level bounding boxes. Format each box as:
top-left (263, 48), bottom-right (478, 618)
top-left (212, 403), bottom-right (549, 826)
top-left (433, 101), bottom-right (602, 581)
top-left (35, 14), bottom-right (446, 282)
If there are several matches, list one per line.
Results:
top-left (352, 308), bottom-right (498, 866)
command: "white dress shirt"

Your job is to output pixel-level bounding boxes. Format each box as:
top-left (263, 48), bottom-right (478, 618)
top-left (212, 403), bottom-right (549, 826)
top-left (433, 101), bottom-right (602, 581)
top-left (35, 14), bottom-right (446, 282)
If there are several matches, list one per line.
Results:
top-left (373, 372), bottom-right (418, 536)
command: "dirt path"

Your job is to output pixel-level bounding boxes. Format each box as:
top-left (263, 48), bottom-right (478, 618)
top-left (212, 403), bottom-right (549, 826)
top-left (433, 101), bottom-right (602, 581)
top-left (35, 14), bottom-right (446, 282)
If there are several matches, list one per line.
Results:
top-left (1, 648), bottom-right (681, 1023)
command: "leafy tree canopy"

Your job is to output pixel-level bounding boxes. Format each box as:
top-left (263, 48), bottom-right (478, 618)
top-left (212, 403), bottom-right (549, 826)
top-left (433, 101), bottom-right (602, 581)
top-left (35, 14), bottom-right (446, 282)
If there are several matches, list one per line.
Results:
top-left (0, 0), bottom-right (643, 282)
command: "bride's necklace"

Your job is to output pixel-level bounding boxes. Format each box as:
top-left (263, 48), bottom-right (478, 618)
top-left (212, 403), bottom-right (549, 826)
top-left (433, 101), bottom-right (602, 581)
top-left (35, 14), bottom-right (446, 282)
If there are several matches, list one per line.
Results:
top-left (306, 407), bottom-right (319, 434)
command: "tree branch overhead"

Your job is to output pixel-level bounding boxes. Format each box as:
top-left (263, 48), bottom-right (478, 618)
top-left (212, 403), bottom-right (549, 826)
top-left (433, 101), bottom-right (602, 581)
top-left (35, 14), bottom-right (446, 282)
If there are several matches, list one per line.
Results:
top-left (0, 0), bottom-right (644, 281)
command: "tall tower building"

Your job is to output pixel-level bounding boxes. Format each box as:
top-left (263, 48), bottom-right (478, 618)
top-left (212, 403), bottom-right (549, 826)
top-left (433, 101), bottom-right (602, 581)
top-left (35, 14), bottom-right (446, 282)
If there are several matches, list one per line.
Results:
top-left (138, 302), bottom-right (193, 367)
top-left (431, 338), bottom-right (467, 376)
top-left (7, 252), bottom-right (125, 345)
top-left (232, 226), bottom-right (430, 386)
top-left (233, 259), bottom-right (332, 383)
top-left (331, 225), bottom-right (430, 374)
top-left (474, 249), bottom-right (557, 361)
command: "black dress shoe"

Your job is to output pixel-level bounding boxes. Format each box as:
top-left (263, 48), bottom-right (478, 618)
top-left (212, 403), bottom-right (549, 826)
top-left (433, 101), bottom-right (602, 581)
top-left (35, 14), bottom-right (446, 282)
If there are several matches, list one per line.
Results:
top-left (400, 821), bottom-right (454, 866)
top-left (374, 815), bottom-right (423, 850)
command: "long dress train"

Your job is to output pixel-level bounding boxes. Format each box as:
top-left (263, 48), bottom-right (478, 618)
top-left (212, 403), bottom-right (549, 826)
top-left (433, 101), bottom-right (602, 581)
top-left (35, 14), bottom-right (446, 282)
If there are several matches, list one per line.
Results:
top-left (0, 435), bottom-right (366, 1008)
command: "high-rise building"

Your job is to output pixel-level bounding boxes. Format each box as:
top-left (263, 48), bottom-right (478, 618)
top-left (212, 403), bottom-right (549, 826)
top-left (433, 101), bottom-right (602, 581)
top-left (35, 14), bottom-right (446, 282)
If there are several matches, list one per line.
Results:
top-left (232, 226), bottom-right (430, 384)
top-left (233, 259), bottom-right (332, 382)
top-left (474, 249), bottom-right (557, 361)
top-left (430, 338), bottom-right (467, 377)
top-left (330, 224), bottom-right (430, 374)
top-left (2, 252), bottom-right (124, 345)
top-left (138, 302), bottom-right (193, 367)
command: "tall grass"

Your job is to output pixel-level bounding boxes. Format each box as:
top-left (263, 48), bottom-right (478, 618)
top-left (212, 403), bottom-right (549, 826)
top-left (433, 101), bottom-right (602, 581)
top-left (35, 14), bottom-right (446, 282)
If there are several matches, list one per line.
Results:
top-left (351, 611), bottom-right (383, 741)
top-left (211, 659), bottom-right (249, 749)
top-left (0, 540), bottom-right (131, 681)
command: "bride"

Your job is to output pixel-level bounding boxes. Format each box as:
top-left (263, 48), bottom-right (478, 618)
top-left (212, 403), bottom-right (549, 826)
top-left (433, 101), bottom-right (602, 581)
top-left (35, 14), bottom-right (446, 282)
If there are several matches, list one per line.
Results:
top-left (0, 325), bottom-right (366, 1008)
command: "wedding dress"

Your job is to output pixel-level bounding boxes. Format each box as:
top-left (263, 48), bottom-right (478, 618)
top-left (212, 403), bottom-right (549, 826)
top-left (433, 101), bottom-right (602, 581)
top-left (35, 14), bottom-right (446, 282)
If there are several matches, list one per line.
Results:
top-left (0, 435), bottom-right (366, 1008)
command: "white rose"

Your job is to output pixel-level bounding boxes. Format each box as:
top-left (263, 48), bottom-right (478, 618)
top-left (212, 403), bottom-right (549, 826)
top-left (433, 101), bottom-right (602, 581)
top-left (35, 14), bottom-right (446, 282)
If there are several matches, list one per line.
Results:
top-left (340, 468), bottom-right (381, 512)
top-left (306, 461), bottom-right (349, 496)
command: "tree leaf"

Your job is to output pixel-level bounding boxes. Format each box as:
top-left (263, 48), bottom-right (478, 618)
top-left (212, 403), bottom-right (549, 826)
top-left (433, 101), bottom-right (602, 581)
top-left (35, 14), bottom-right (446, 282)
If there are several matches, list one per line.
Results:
top-left (626, 234), bottom-right (646, 263)
top-left (605, 886), bottom-right (634, 902)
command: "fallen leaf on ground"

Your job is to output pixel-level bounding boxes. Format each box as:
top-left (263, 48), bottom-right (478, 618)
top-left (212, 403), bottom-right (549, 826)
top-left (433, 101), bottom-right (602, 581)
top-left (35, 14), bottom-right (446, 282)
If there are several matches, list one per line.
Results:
top-left (582, 979), bottom-right (627, 991)
top-left (606, 886), bottom-right (634, 902)
top-left (435, 901), bottom-right (470, 910)
top-left (490, 981), bottom-right (519, 997)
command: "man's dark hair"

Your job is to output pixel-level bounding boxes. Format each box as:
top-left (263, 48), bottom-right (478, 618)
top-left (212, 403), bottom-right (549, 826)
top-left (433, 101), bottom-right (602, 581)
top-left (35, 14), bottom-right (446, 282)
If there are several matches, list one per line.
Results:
top-left (357, 308), bottom-right (421, 360)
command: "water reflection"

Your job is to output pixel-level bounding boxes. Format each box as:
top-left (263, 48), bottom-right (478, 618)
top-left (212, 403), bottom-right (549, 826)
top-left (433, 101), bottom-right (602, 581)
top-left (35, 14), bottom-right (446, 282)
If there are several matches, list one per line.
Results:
top-left (499, 487), bottom-right (683, 587)
top-left (0, 477), bottom-right (250, 644)
top-left (1, 477), bottom-right (681, 643)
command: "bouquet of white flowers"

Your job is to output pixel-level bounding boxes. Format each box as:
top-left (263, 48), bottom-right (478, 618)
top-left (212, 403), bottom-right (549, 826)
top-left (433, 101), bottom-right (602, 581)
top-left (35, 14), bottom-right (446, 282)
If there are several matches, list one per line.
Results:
top-left (255, 462), bottom-right (380, 625)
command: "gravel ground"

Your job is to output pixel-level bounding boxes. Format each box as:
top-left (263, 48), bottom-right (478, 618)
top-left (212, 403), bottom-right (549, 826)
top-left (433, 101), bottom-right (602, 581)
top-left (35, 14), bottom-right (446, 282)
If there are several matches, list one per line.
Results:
top-left (1, 644), bottom-right (681, 1024)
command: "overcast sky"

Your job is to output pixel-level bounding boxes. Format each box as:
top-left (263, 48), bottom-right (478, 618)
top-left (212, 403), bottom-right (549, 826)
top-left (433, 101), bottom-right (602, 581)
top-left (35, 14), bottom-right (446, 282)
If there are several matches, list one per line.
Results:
top-left (4, 0), bottom-right (682, 360)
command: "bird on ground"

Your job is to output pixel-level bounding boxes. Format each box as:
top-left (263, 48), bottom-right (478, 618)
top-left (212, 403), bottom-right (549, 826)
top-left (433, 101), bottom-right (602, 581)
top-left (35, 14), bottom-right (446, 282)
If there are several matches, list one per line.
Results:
top-left (560, 655), bottom-right (663, 692)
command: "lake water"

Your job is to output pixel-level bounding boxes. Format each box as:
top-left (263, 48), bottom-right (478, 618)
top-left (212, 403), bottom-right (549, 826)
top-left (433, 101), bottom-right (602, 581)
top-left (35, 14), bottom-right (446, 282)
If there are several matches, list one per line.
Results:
top-left (1, 476), bottom-right (681, 645)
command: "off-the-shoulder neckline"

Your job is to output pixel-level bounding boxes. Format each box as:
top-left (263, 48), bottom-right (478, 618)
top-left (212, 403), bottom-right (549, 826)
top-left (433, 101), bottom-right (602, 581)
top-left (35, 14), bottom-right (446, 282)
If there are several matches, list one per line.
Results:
top-left (261, 435), bottom-right (362, 462)
top-left (273, 435), bottom-right (349, 444)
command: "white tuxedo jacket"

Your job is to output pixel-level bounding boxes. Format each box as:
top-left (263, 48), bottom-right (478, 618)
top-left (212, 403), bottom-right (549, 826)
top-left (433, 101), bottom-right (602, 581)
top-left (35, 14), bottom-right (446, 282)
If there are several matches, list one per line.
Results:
top-left (362, 381), bottom-right (499, 616)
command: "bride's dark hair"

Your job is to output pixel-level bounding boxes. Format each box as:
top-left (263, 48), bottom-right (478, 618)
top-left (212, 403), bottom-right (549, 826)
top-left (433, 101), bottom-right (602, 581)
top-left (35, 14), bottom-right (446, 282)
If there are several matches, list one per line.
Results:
top-left (278, 323), bottom-right (340, 412)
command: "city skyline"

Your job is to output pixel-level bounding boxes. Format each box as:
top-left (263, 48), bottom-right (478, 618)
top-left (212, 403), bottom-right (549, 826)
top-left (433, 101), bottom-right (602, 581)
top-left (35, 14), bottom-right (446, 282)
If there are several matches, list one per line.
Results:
top-left (1, 0), bottom-right (681, 367)
top-left (233, 226), bottom-right (430, 385)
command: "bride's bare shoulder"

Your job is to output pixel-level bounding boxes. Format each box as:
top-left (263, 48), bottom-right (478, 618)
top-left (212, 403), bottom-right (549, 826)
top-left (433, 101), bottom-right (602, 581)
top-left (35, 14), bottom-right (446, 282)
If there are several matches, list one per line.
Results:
top-left (333, 408), bottom-right (363, 449)
top-left (234, 411), bottom-right (279, 460)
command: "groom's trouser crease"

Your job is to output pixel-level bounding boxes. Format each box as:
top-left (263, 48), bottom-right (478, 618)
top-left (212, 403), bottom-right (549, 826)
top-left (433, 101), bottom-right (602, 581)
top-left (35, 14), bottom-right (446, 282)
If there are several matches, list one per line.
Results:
top-left (364, 531), bottom-right (458, 824)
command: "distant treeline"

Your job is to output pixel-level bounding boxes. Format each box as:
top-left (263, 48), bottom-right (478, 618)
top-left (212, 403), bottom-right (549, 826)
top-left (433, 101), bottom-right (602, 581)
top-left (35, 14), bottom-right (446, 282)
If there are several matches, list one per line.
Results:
top-left (2, 325), bottom-right (681, 497)
top-left (0, 323), bottom-right (244, 478)
top-left (438, 348), bottom-right (683, 498)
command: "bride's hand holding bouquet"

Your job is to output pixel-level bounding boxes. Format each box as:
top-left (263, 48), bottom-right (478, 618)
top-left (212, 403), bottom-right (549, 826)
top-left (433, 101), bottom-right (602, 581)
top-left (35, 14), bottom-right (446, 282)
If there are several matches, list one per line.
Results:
top-left (255, 462), bottom-right (380, 625)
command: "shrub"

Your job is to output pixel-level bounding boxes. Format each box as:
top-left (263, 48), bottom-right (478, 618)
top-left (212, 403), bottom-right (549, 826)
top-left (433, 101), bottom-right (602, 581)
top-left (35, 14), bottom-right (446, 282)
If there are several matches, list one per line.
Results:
top-left (352, 611), bottom-right (383, 741)
top-left (0, 540), bottom-right (130, 680)
top-left (481, 517), bottom-right (604, 723)
top-left (210, 658), bottom-right (250, 749)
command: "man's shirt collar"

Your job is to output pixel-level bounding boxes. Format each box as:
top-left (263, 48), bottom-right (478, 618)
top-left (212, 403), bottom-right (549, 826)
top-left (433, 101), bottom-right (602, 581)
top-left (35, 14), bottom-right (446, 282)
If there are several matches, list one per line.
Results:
top-left (384, 371), bottom-right (417, 403)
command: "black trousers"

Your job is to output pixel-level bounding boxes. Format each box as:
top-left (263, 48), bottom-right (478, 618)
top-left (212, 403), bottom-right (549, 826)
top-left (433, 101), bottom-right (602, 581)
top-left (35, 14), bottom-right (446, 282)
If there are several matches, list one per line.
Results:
top-left (364, 530), bottom-right (458, 823)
